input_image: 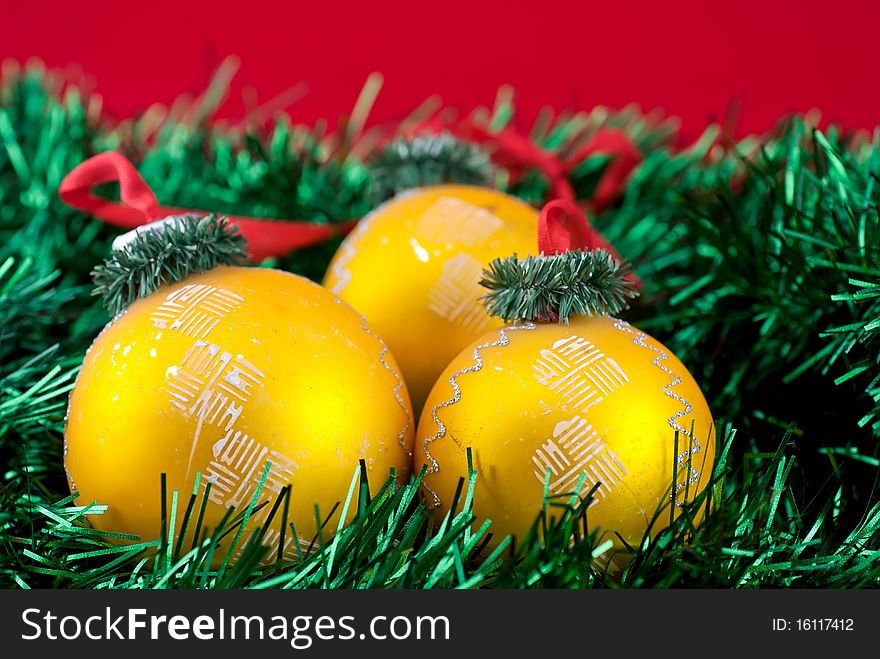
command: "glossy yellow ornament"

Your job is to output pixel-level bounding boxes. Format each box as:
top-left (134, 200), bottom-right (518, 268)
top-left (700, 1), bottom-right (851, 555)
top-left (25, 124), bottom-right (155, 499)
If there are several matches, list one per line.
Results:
top-left (324, 185), bottom-right (538, 413)
top-left (415, 314), bottom-right (715, 572)
top-left (65, 266), bottom-right (414, 558)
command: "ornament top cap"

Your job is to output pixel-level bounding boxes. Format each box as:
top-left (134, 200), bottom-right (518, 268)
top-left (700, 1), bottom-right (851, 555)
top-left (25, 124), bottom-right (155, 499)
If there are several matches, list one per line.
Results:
top-left (479, 249), bottom-right (639, 324)
top-left (367, 132), bottom-right (494, 204)
top-left (93, 214), bottom-right (248, 316)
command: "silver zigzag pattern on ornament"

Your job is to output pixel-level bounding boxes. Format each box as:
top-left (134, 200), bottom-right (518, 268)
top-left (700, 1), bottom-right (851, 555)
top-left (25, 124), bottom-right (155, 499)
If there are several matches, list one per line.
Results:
top-left (336, 299), bottom-right (413, 457)
top-left (422, 322), bottom-right (537, 508)
top-left (611, 319), bottom-right (703, 508)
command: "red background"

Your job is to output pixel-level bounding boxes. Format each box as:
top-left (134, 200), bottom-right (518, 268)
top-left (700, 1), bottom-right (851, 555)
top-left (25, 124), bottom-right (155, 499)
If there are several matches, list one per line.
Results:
top-left (3, 0), bottom-right (878, 139)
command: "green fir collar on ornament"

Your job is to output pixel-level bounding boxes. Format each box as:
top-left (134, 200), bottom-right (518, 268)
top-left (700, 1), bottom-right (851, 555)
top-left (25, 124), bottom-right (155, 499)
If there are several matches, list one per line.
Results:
top-left (366, 132), bottom-right (495, 204)
top-left (91, 214), bottom-right (247, 316)
top-left (479, 249), bottom-right (639, 324)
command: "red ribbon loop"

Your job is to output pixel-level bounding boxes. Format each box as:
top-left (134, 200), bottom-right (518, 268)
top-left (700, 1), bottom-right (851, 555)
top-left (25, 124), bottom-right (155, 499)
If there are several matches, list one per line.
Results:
top-left (58, 151), bottom-right (355, 261)
top-left (398, 115), bottom-right (642, 211)
top-left (537, 199), bottom-right (640, 286)
top-left (58, 151), bottom-right (163, 225)
top-left (562, 128), bottom-right (642, 212)
top-left (538, 199), bottom-right (606, 254)
top-left (531, 199), bottom-right (636, 320)
top-left (444, 120), bottom-right (641, 210)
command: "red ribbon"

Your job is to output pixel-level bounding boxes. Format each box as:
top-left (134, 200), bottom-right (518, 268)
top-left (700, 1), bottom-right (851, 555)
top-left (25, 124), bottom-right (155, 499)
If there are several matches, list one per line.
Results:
top-left (58, 151), bottom-right (357, 261)
top-left (563, 129), bottom-right (642, 211)
top-left (405, 118), bottom-right (642, 212)
top-left (61, 123), bottom-right (641, 268)
top-left (538, 197), bottom-right (626, 257)
top-left (538, 199), bottom-right (602, 253)
top-left (538, 198), bottom-right (640, 286)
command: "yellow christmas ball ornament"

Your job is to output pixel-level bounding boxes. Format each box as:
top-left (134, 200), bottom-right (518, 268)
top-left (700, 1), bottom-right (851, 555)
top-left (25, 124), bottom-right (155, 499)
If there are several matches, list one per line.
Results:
top-left (414, 249), bottom-right (715, 573)
top-left (324, 185), bottom-right (539, 413)
top-left (65, 216), bottom-right (414, 560)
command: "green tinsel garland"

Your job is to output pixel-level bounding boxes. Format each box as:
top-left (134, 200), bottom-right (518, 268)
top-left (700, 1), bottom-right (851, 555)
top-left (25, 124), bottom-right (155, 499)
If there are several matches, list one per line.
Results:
top-left (0, 60), bottom-right (878, 589)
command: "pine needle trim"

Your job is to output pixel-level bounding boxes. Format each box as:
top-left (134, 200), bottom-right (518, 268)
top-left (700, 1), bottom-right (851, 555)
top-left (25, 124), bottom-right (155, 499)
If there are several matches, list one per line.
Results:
top-left (91, 215), bottom-right (247, 315)
top-left (366, 132), bottom-right (494, 203)
top-left (479, 249), bottom-right (639, 323)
